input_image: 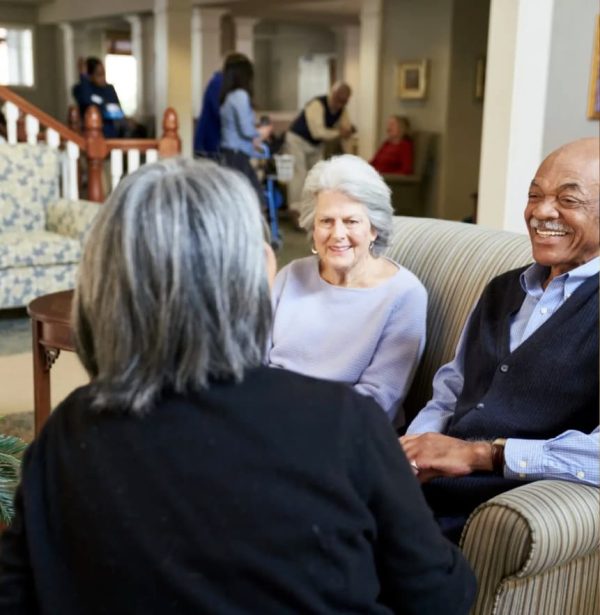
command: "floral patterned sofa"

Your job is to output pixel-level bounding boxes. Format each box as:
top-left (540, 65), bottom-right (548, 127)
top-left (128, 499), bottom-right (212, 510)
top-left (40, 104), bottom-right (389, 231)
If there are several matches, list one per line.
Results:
top-left (0, 144), bottom-right (99, 309)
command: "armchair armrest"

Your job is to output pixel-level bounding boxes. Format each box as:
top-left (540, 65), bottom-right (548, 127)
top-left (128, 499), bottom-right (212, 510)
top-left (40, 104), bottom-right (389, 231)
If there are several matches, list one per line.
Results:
top-left (381, 172), bottom-right (420, 185)
top-left (460, 480), bottom-right (599, 615)
top-left (45, 198), bottom-right (100, 243)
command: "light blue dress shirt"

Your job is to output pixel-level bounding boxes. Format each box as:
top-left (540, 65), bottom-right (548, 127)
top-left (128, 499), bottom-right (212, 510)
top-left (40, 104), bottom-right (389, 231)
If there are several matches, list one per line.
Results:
top-left (407, 257), bottom-right (600, 487)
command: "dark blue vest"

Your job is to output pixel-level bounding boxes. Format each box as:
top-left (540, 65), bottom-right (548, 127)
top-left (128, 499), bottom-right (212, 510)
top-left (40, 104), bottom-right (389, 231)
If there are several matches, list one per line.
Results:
top-left (423, 266), bottom-right (598, 518)
top-left (447, 266), bottom-right (598, 440)
top-left (288, 96), bottom-right (343, 146)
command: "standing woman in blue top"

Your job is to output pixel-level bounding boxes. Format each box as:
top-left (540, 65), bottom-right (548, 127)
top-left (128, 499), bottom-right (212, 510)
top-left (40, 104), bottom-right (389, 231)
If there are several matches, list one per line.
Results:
top-left (219, 56), bottom-right (271, 204)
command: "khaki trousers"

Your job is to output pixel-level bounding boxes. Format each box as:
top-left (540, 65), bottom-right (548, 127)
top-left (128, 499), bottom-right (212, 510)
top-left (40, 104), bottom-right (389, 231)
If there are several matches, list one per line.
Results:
top-left (284, 131), bottom-right (324, 213)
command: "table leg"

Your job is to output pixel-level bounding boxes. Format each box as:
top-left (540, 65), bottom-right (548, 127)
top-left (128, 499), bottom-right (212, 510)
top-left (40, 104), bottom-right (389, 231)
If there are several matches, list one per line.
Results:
top-left (31, 318), bottom-right (51, 436)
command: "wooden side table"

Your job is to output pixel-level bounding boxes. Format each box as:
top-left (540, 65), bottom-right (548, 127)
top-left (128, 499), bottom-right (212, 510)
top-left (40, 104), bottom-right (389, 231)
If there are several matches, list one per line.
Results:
top-left (27, 290), bottom-right (75, 435)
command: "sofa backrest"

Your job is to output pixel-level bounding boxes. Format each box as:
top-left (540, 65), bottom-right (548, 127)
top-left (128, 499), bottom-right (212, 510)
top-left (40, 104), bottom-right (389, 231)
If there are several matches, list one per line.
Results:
top-left (0, 143), bottom-right (60, 233)
top-left (385, 216), bottom-right (532, 426)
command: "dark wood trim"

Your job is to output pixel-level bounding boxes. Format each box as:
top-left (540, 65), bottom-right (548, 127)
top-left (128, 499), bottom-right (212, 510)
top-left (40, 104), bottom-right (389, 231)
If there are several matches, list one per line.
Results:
top-left (0, 85), bottom-right (85, 148)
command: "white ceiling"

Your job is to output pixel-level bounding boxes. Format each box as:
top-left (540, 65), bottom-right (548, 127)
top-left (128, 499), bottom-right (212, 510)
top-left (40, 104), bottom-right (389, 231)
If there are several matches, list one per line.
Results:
top-left (199, 0), bottom-right (362, 24)
top-left (0, 0), bottom-right (362, 26)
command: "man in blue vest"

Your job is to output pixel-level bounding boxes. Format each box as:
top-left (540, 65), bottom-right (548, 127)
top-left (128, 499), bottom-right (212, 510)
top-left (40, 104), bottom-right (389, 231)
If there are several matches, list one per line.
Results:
top-left (285, 82), bottom-right (353, 228)
top-left (400, 137), bottom-right (599, 541)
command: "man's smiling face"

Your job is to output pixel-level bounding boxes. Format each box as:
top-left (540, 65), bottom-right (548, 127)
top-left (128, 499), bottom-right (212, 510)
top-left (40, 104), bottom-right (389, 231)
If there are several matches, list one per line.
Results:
top-left (524, 138), bottom-right (600, 282)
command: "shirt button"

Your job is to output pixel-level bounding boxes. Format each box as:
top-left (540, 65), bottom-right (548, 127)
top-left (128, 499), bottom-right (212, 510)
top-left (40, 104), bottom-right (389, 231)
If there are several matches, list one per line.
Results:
top-left (519, 460), bottom-right (527, 468)
top-left (476, 402), bottom-right (485, 409)
top-left (500, 364), bottom-right (510, 373)
top-left (577, 471), bottom-right (585, 479)
top-left (540, 307), bottom-right (548, 314)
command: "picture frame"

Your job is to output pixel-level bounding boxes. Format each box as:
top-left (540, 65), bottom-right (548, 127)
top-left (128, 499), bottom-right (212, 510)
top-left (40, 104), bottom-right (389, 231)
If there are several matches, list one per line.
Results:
top-left (474, 56), bottom-right (486, 101)
top-left (396, 60), bottom-right (428, 100)
top-left (587, 15), bottom-right (600, 120)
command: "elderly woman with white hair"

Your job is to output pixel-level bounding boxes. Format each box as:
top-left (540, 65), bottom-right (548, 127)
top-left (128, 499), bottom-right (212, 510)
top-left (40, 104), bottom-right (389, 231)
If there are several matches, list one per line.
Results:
top-left (0, 158), bottom-right (475, 614)
top-left (269, 154), bottom-right (427, 424)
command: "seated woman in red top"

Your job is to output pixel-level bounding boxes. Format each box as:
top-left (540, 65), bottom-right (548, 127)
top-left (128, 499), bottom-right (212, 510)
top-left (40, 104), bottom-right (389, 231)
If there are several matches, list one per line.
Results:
top-left (370, 115), bottom-right (414, 174)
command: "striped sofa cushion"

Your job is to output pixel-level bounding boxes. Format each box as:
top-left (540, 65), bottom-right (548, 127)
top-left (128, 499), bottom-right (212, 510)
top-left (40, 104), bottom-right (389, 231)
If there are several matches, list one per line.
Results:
top-left (384, 216), bottom-right (532, 423)
top-left (461, 480), bottom-right (600, 615)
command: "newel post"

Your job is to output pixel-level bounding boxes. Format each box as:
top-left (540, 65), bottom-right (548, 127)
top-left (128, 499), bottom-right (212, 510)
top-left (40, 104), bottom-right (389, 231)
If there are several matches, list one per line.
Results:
top-left (158, 107), bottom-right (181, 158)
top-left (83, 106), bottom-right (108, 202)
top-left (67, 104), bottom-right (81, 134)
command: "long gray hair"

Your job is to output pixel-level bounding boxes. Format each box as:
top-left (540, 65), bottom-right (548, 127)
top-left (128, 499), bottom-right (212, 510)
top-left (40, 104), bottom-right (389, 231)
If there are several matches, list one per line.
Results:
top-left (74, 157), bottom-right (272, 414)
top-left (298, 154), bottom-right (393, 256)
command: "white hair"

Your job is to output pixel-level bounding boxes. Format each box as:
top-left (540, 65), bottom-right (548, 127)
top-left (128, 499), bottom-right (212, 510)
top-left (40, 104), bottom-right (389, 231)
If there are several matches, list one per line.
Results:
top-left (298, 154), bottom-right (393, 256)
top-left (74, 157), bottom-right (272, 414)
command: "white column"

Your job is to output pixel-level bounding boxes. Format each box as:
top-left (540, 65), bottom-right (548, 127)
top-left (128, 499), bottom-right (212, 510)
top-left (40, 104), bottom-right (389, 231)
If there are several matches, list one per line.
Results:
top-left (154, 0), bottom-right (193, 156)
top-left (126, 14), bottom-right (144, 117)
top-left (338, 25), bottom-right (360, 130)
top-left (191, 7), bottom-right (226, 119)
top-left (357, 0), bottom-right (383, 160)
top-left (59, 23), bottom-right (75, 108)
top-left (478, 0), bottom-right (555, 233)
top-left (234, 17), bottom-right (258, 61)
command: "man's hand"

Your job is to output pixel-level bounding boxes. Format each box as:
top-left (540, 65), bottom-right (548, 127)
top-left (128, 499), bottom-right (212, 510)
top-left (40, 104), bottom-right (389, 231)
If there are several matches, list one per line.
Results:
top-left (339, 125), bottom-right (353, 139)
top-left (257, 124), bottom-right (273, 141)
top-left (399, 432), bottom-right (493, 483)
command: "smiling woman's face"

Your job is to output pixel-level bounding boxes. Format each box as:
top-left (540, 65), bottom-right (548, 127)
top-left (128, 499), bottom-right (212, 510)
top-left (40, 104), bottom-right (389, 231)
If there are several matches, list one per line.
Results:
top-left (312, 190), bottom-right (377, 281)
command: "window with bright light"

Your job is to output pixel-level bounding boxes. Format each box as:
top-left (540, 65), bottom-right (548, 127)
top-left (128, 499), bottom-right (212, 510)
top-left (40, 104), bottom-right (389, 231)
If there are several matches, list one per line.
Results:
top-left (0, 26), bottom-right (34, 86)
top-left (105, 53), bottom-right (137, 116)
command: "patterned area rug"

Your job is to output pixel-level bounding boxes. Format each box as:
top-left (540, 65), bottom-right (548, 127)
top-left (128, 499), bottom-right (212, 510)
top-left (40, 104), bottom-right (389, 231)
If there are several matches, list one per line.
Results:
top-left (0, 308), bottom-right (30, 356)
top-left (0, 412), bottom-right (33, 443)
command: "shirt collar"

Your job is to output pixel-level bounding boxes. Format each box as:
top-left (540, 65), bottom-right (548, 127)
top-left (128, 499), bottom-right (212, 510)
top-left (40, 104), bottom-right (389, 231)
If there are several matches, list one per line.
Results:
top-left (520, 256), bottom-right (599, 298)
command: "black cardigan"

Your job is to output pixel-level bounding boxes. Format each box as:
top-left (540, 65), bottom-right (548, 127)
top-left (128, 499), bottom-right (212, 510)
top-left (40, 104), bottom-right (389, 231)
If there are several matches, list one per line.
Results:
top-left (0, 366), bottom-right (475, 614)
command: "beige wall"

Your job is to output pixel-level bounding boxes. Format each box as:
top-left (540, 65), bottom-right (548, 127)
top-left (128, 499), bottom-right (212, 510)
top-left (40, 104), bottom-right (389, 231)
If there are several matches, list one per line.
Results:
top-left (1, 4), bottom-right (63, 118)
top-left (38, 0), bottom-right (153, 24)
top-left (543, 0), bottom-right (598, 154)
top-left (380, 0), bottom-right (454, 217)
top-left (443, 0), bottom-right (490, 221)
top-left (253, 21), bottom-right (337, 111)
top-left (379, 0), bottom-right (490, 219)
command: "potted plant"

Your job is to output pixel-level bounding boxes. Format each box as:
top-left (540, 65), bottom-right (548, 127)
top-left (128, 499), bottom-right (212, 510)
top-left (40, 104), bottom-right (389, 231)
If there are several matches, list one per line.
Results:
top-left (0, 433), bottom-right (27, 527)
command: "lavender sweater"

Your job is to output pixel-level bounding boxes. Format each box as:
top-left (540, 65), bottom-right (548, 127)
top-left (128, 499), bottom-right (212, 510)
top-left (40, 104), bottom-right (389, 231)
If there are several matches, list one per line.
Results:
top-left (268, 256), bottom-right (427, 423)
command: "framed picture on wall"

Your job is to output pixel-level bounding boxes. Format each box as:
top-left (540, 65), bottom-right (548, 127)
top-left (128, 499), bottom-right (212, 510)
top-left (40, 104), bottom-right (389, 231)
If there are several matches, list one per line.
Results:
top-left (587, 15), bottom-right (600, 120)
top-left (396, 60), bottom-right (428, 100)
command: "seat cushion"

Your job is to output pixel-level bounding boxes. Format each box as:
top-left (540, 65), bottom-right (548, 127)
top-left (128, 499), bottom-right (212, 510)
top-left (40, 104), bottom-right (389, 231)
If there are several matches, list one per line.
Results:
top-left (0, 231), bottom-right (81, 269)
top-left (0, 144), bottom-right (60, 233)
top-left (0, 264), bottom-right (76, 309)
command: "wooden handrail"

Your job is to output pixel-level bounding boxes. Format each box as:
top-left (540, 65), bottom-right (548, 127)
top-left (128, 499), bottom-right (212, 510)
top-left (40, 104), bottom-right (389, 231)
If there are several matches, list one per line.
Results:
top-left (0, 85), bottom-right (85, 148)
top-left (83, 105), bottom-right (181, 202)
top-left (1, 86), bottom-right (181, 203)
top-left (105, 139), bottom-right (161, 151)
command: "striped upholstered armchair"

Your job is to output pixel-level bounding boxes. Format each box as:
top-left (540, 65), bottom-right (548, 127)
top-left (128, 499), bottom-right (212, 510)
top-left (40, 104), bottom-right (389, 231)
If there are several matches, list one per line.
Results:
top-left (385, 216), bottom-right (599, 615)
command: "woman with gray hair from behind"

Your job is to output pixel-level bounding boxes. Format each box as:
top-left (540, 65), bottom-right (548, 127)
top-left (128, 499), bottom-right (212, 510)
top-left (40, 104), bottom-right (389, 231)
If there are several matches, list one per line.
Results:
top-left (0, 158), bottom-right (475, 615)
top-left (269, 154), bottom-right (427, 425)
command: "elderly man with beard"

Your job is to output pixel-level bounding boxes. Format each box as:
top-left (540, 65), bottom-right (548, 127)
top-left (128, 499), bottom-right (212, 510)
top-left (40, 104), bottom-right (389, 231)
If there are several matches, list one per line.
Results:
top-left (400, 137), bottom-right (599, 542)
